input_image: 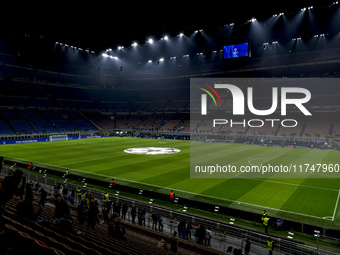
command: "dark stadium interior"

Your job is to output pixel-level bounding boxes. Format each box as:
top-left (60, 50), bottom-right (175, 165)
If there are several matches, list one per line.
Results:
top-left (1, 1), bottom-right (340, 255)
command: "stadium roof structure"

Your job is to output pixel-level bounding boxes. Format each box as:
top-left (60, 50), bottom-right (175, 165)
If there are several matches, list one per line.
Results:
top-left (5, 0), bottom-right (330, 53)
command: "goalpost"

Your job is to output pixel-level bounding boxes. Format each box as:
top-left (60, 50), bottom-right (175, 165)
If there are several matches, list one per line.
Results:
top-left (49, 134), bottom-right (69, 142)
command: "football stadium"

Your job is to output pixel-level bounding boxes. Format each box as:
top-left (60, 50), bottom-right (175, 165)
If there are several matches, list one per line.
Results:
top-left (1, 2), bottom-right (340, 255)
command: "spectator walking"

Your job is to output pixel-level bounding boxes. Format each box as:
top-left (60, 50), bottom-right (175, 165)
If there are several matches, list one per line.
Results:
top-left (158, 214), bottom-right (164, 231)
top-left (77, 201), bottom-right (85, 225)
top-left (177, 220), bottom-right (186, 238)
top-left (244, 237), bottom-right (251, 255)
top-left (187, 222), bottom-right (193, 239)
top-left (131, 206), bottom-right (137, 223)
top-left (195, 225), bottom-right (206, 245)
top-left (108, 214), bottom-right (116, 236)
top-left (152, 212), bottom-right (158, 230)
top-left (87, 200), bottom-right (99, 228)
top-left (39, 187), bottom-right (47, 208)
top-left (141, 208), bottom-right (146, 227)
top-left (121, 203), bottom-right (128, 220)
top-left (204, 228), bottom-right (212, 246)
top-left (115, 201), bottom-right (121, 217)
top-left (114, 219), bottom-right (127, 241)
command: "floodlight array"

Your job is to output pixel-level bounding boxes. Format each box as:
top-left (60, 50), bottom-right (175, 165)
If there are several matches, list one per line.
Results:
top-left (55, 42), bottom-right (95, 54)
top-left (52, 2), bottom-right (339, 63)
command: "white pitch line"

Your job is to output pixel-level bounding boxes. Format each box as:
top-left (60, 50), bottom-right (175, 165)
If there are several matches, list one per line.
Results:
top-left (258, 151), bottom-right (287, 165)
top-left (235, 151), bottom-right (286, 178)
top-left (31, 163), bottom-right (330, 221)
top-left (2, 153), bottom-right (336, 221)
top-left (112, 175), bottom-right (334, 221)
top-left (332, 189), bottom-right (340, 221)
top-left (254, 178), bottom-right (338, 192)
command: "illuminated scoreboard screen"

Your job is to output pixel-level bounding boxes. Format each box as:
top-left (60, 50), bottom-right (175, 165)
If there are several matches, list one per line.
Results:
top-left (223, 42), bottom-right (250, 59)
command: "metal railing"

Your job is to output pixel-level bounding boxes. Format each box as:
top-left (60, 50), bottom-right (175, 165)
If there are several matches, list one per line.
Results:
top-left (2, 167), bottom-right (335, 255)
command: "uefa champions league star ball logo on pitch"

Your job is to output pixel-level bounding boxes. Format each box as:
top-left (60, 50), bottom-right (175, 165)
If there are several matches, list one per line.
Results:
top-left (124, 147), bottom-right (180, 155)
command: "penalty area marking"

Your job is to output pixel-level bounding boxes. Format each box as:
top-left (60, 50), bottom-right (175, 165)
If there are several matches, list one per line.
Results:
top-left (3, 154), bottom-right (336, 221)
top-left (332, 189), bottom-right (340, 221)
top-left (37, 162), bottom-right (334, 221)
top-left (248, 158), bottom-right (266, 165)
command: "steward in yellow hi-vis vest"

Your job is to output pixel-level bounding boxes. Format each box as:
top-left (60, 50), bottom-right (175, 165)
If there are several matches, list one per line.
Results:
top-left (261, 210), bottom-right (267, 222)
top-left (267, 237), bottom-right (274, 255)
top-left (65, 169), bottom-right (70, 179)
top-left (104, 192), bottom-right (109, 201)
top-left (76, 188), bottom-right (82, 203)
top-left (263, 216), bottom-right (269, 233)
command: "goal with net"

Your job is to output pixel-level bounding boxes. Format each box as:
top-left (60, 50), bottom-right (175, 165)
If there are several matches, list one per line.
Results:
top-left (49, 135), bottom-right (69, 142)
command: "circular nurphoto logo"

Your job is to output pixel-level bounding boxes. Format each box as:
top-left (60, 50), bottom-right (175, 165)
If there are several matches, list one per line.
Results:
top-left (124, 147), bottom-right (180, 155)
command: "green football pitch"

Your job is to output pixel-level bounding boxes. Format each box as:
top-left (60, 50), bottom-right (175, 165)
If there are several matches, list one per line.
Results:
top-left (0, 137), bottom-right (339, 229)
